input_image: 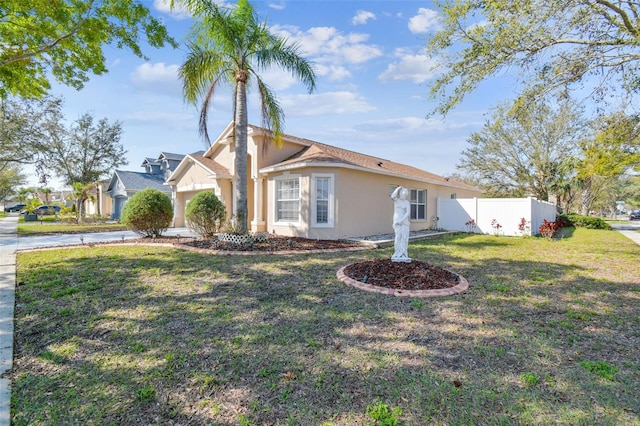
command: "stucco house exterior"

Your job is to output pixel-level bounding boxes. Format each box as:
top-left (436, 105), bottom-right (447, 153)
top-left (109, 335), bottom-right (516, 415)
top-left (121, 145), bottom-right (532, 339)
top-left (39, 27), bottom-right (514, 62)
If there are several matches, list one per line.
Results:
top-left (166, 122), bottom-right (481, 240)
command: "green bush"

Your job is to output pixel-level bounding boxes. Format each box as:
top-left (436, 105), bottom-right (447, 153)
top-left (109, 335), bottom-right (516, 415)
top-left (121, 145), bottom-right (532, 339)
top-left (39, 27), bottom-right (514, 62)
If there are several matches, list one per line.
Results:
top-left (566, 214), bottom-right (611, 230)
top-left (121, 189), bottom-right (173, 237)
top-left (185, 191), bottom-right (226, 238)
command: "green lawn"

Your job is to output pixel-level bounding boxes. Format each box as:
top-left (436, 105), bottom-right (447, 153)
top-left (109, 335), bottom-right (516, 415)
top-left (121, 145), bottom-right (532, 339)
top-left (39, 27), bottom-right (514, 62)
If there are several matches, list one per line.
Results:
top-left (11, 229), bottom-right (640, 425)
top-left (17, 221), bottom-right (127, 235)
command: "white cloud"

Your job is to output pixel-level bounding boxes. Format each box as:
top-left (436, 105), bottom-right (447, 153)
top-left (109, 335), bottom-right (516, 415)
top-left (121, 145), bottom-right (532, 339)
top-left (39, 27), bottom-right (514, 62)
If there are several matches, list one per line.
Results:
top-left (378, 49), bottom-right (438, 84)
top-left (314, 64), bottom-right (351, 81)
top-left (259, 66), bottom-right (298, 91)
top-left (281, 92), bottom-right (375, 116)
top-left (271, 25), bottom-right (383, 65)
top-left (268, 2), bottom-right (286, 10)
top-left (352, 10), bottom-right (376, 26)
top-left (408, 8), bottom-right (440, 34)
top-left (153, 0), bottom-right (191, 20)
top-left (131, 62), bottom-right (181, 95)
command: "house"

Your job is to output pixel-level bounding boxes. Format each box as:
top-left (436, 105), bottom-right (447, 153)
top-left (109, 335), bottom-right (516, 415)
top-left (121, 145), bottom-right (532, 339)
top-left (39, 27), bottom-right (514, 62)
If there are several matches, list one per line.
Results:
top-left (166, 122), bottom-right (481, 240)
top-left (106, 171), bottom-right (171, 220)
top-left (84, 179), bottom-right (112, 218)
top-left (141, 152), bottom-right (187, 181)
top-left (105, 152), bottom-right (188, 220)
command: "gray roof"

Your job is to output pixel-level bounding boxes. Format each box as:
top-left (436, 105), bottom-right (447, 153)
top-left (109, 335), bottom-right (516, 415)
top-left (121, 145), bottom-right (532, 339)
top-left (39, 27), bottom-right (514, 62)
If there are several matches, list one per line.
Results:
top-left (141, 157), bottom-right (161, 166)
top-left (158, 152), bottom-right (186, 161)
top-left (113, 170), bottom-right (170, 193)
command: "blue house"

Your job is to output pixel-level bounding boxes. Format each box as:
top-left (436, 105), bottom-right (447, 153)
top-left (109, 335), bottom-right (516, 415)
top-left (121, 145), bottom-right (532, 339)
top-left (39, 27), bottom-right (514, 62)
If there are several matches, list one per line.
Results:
top-left (106, 152), bottom-right (186, 220)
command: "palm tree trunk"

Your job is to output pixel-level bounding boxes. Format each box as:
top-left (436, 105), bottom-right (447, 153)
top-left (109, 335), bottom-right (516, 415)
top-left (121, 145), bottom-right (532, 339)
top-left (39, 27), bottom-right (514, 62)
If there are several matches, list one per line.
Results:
top-left (234, 81), bottom-right (249, 234)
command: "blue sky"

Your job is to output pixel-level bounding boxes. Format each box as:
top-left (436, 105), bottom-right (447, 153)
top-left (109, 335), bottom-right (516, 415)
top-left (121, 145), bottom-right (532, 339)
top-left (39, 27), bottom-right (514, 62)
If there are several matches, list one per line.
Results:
top-left (41, 0), bottom-right (519, 189)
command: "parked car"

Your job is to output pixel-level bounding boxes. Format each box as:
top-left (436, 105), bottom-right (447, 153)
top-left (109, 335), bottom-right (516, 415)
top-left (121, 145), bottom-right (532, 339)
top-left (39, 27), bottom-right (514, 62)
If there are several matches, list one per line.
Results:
top-left (630, 211), bottom-right (640, 221)
top-left (29, 205), bottom-right (61, 215)
top-left (4, 203), bottom-right (26, 212)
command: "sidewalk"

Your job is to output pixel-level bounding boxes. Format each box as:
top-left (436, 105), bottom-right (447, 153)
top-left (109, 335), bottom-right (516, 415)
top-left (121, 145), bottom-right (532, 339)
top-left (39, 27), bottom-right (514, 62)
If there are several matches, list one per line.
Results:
top-left (610, 222), bottom-right (640, 245)
top-left (0, 215), bottom-right (18, 426)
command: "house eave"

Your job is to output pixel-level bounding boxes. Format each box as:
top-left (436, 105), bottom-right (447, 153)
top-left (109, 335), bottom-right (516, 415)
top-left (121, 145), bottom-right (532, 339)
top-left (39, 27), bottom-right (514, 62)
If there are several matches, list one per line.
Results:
top-left (259, 161), bottom-right (478, 190)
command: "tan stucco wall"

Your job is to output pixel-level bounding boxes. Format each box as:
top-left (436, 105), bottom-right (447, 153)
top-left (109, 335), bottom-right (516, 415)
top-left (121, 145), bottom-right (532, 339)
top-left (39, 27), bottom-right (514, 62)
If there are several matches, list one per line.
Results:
top-left (265, 167), bottom-right (481, 240)
top-left (171, 161), bottom-right (231, 227)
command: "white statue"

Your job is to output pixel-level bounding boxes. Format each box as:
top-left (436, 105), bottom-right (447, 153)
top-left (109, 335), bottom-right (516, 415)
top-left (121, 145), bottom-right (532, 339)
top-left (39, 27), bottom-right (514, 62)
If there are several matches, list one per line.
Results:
top-left (390, 186), bottom-right (411, 262)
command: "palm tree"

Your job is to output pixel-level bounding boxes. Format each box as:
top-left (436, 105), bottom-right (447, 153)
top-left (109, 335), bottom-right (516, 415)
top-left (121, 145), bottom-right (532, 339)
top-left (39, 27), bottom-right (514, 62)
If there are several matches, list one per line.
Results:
top-left (69, 182), bottom-right (96, 223)
top-left (39, 187), bottom-right (52, 204)
top-left (175, 0), bottom-right (316, 233)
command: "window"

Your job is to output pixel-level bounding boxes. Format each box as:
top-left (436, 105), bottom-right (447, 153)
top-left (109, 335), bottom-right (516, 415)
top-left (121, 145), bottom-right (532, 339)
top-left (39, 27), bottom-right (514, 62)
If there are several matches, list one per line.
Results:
top-left (312, 174), bottom-right (334, 227)
top-left (276, 177), bottom-right (300, 222)
top-left (410, 189), bottom-right (426, 220)
top-left (451, 193), bottom-right (457, 199)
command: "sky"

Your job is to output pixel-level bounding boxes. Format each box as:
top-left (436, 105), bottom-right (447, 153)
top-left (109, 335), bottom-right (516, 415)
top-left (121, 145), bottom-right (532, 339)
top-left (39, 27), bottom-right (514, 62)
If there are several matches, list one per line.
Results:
top-left (39, 0), bottom-right (520, 189)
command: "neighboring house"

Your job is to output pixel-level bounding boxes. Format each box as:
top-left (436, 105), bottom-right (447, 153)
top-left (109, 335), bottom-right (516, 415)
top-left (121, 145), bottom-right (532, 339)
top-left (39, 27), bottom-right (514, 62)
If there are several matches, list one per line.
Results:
top-left (84, 180), bottom-right (112, 218)
top-left (166, 122), bottom-right (482, 240)
top-left (106, 171), bottom-right (171, 220)
top-left (141, 152), bottom-right (189, 181)
top-left (105, 152), bottom-right (188, 220)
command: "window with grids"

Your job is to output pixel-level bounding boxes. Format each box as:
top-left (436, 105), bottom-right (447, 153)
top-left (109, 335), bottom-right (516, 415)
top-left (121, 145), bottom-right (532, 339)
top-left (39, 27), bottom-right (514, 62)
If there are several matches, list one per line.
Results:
top-left (276, 178), bottom-right (300, 222)
top-left (312, 174), bottom-right (334, 227)
top-left (410, 189), bottom-right (426, 220)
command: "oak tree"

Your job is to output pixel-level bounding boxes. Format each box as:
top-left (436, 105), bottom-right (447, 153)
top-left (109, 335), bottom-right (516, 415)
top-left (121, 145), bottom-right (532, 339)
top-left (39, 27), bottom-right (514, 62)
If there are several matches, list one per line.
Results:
top-left (458, 98), bottom-right (586, 201)
top-left (48, 112), bottom-right (128, 186)
top-left (0, 0), bottom-right (176, 98)
top-left (426, 0), bottom-right (640, 115)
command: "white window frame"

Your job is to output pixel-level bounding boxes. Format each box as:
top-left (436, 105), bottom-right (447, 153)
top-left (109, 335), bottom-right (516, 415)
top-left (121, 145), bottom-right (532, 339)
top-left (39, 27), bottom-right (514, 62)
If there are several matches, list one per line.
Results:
top-left (410, 189), bottom-right (427, 221)
top-left (274, 174), bottom-right (301, 224)
top-left (311, 173), bottom-right (335, 228)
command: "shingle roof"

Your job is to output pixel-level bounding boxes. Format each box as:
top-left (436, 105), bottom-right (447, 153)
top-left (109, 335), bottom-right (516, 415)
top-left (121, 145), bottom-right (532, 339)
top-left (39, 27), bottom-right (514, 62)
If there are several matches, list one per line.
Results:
top-left (114, 170), bottom-right (171, 193)
top-left (159, 152), bottom-right (186, 161)
top-left (141, 157), bottom-right (160, 166)
top-left (190, 155), bottom-right (233, 178)
top-left (268, 141), bottom-right (478, 190)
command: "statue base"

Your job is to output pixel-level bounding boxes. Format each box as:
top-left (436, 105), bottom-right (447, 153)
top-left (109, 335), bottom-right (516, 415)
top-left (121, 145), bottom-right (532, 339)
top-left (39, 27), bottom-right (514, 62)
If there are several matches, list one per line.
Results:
top-left (391, 256), bottom-right (412, 263)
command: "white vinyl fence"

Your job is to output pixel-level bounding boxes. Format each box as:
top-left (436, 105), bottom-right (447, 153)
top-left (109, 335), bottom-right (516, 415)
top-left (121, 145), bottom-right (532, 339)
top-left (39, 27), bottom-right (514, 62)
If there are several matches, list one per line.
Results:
top-left (436, 197), bottom-right (557, 236)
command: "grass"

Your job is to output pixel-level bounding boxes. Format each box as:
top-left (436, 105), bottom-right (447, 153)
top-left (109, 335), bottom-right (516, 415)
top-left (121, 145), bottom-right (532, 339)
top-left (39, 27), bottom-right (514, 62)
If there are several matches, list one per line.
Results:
top-left (11, 228), bottom-right (640, 425)
top-left (17, 221), bottom-right (127, 235)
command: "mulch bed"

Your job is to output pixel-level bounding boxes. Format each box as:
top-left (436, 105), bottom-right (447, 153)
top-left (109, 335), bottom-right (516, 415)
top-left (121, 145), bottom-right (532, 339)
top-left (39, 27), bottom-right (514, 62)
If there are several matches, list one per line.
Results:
top-left (342, 258), bottom-right (460, 291)
top-left (182, 235), bottom-right (363, 251)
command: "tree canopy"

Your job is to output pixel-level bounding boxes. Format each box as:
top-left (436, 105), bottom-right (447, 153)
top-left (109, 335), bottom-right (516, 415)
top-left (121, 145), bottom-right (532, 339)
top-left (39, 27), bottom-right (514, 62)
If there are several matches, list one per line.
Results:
top-left (0, 0), bottom-right (176, 98)
top-left (426, 0), bottom-right (640, 115)
top-left (0, 163), bottom-right (26, 204)
top-left (0, 96), bottom-right (63, 171)
top-left (458, 98), bottom-right (586, 200)
top-left (48, 112), bottom-right (127, 186)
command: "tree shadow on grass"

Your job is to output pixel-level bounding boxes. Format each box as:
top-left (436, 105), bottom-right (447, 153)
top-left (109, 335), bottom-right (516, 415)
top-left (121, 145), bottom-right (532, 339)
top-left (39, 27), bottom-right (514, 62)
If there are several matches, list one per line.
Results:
top-left (11, 234), bottom-right (640, 425)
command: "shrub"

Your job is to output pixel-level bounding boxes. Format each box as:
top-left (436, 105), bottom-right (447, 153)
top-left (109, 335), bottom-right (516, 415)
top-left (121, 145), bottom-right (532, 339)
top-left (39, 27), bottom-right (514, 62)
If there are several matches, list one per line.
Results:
top-left (538, 219), bottom-right (566, 239)
top-left (185, 191), bottom-right (226, 238)
top-left (121, 189), bottom-right (173, 237)
top-left (566, 214), bottom-right (611, 230)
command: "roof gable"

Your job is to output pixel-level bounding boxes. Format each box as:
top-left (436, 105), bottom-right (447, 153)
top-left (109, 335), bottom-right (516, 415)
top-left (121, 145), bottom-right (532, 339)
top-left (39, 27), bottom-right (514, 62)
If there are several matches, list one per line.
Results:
top-left (165, 153), bottom-right (232, 183)
top-left (109, 170), bottom-right (171, 193)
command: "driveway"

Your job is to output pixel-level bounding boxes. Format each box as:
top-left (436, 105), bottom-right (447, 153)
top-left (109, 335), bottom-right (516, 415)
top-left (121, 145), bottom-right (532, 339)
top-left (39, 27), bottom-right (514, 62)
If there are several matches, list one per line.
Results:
top-left (0, 220), bottom-right (196, 251)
